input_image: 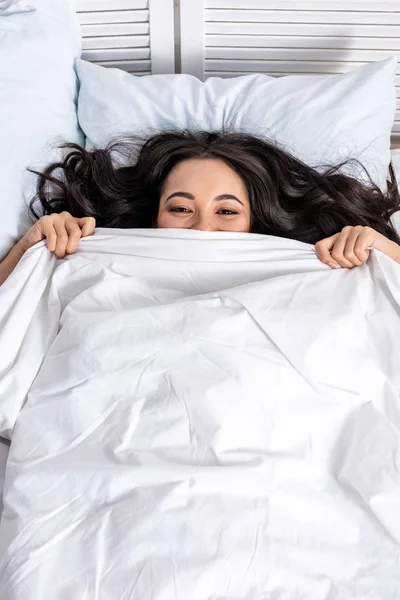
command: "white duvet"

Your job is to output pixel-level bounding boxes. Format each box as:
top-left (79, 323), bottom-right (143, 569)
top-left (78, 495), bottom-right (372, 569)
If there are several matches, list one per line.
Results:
top-left (0, 228), bottom-right (400, 600)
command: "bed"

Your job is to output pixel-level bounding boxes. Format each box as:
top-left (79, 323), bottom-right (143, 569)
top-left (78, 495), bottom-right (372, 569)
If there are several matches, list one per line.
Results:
top-left (1, 1), bottom-right (400, 598)
top-left (76, 0), bottom-right (400, 143)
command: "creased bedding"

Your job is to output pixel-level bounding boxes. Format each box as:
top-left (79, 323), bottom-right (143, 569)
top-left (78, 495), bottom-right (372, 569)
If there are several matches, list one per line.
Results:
top-left (0, 228), bottom-right (400, 599)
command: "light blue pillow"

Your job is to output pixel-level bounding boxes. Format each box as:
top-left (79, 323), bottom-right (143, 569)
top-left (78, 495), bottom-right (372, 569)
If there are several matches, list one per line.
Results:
top-left (0, 0), bottom-right (84, 259)
top-left (76, 57), bottom-right (397, 196)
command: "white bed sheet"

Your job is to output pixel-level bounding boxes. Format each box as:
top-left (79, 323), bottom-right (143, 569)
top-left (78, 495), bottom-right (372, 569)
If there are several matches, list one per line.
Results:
top-left (0, 228), bottom-right (400, 598)
top-left (1, 150), bottom-right (399, 506)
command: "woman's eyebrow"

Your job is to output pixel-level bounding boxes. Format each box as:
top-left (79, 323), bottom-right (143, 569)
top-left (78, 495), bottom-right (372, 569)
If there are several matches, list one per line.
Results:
top-left (166, 191), bottom-right (194, 201)
top-left (166, 192), bottom-right (243, 205)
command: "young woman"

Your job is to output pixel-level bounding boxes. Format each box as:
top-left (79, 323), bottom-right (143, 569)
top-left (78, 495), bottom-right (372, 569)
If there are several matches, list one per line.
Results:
top-left (1, 129), bottom-right (400, 286)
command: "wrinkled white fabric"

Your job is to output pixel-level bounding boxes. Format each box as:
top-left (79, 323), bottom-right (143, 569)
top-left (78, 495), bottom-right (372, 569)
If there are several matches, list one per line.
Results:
top-left (0, 228), bottom-right (400, 599)
top-left (0, 1), bottom-right (32, 15)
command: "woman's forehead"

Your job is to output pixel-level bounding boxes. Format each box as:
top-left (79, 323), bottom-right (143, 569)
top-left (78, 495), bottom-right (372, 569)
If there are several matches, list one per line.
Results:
top-left (164, 158), bottom-right (247, 191)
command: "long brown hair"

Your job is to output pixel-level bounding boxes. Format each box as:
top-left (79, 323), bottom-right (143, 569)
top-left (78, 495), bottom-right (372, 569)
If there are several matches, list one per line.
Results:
top-left (29, 130), bottom-right (400, 245)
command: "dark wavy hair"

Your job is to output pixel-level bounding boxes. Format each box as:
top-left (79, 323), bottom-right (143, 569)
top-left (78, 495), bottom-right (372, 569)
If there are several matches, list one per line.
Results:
top-left (29, 129), bottom-right (400, 245)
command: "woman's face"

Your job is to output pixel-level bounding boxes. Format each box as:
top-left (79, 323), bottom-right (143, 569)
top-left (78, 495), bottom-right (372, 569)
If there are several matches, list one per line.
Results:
top-left (157, 158), bottom-right (251, 232)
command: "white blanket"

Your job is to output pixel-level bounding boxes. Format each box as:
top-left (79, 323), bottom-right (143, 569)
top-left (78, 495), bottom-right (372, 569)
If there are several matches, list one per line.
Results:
top-left (0, 228), bottom-right (400, 599)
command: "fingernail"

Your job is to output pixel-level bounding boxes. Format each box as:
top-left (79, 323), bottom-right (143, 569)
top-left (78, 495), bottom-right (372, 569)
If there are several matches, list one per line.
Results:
top-left (328, 262), bottom-right (339, 269)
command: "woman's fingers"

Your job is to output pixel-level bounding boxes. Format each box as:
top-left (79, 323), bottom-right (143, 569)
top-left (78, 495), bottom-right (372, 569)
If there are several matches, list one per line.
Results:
top-left (347, 227), bottom-right (370, 265)
top-left (328, 227), bottom-right (357, 268)
top-left (64, 216), bottom-right (96, 254)
top-left (65, 219), bottom-right (84, 254)
top-left (38, 216), bottom-right (57, 252)
top-left (29, 212), bottom-right (95, 258)
top-left (316, 226), bottom-right (375, 269)
top-left (314, 233), bottom-right (340, 268)
top-left (78, 216), bottom-right (96, 237)
top-left (59, 217), bottom-right (96, 256)
top-left (53, 217), bottom-right (70, 258)
top-left (339, 226), bottom-right (366, 267)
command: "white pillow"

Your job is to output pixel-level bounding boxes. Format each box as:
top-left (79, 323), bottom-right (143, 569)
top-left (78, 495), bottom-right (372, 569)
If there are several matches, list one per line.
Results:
top-left (390, 149), bottom-right (400, 232)
top-left (0, 0), bottom-right (32, 15)
top-left (76, 57), bottom-right (397, 195)
top-left (392, 149), bottom-right (400, 178)
top-left (0, 0), bottom-right (84, 259)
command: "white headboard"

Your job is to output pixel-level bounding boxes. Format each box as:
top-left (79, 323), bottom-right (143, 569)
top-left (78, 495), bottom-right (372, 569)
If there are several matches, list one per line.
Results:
top-left (76, 0), bottom-right (175, 75)
top-left (76, 0), bottom-right (400, 142)
top-left (179, 0), bottom-right (400, 142)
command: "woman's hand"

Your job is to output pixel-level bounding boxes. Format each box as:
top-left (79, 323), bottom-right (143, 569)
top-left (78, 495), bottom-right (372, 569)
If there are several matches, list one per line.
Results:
top-left (315, 225), bottom-right (400, 269)
top-left (20, 212), bottom-right (96, 258)
top-left (0, 212), bottom-right (95, 286)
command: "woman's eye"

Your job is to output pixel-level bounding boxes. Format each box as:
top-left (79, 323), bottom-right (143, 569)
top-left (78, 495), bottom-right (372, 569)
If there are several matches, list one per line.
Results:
top-left (170, 207), bottom-right (191, 213)
top-left (169, 207), bottom-right (237, 215)
top-left (218, 209), bottom-right (237, 215)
